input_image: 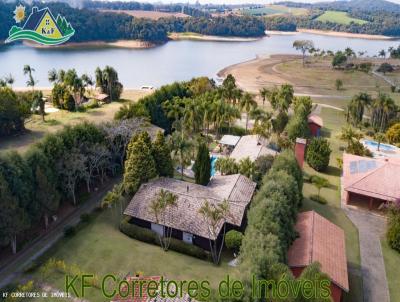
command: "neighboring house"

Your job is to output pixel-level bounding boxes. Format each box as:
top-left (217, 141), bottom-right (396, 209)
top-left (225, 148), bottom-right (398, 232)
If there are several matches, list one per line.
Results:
top-left (112, 275), bottom-right (198, 302)
top-left (23, 7), bottom-right (63, 39)
top-left (308, 114), bottom-right (323, 137)
top-left (288, 211), bottom-right (349, 302)
top-left (342, 153), bottom-right (400, 210)
top-left (124, 174), bottom-right (256, 250)
top-left (229, 135), bottom-right (277, 162)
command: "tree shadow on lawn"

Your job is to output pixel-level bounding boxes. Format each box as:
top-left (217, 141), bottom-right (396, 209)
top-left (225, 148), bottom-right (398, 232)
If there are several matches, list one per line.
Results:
top-left (0, 129), bottom-right (47, 153)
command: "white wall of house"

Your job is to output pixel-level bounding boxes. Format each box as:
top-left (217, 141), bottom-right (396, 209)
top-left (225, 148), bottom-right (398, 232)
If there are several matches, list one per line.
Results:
top-left (183, 232), bottom-right (193, 244)
top-left (151, 223), bottom-right (164, 236)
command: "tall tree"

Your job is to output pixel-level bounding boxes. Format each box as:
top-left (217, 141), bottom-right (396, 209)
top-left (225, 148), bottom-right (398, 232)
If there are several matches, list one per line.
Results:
top-left (35, 167), bottom-right (60, 229)
top-left (0, 175), bottom-right (29, 254)
top-left (193, 142), bottom-right (211, 186)
top-left (293, 40), bottom-right (314, 67)
top-left (198, 199), bottom-right (230, 264)
top-left (152, 131), bottom-right (174, 177)
top-left (149, 189), bottom-right (178, 251)
top-left (347, 92), bottom-right (372, 126)
top-left (240, 92), bottom-right (258, 132)
top-left (123, 135), bottom-right (157, 194)
top-left (170, 130), bottom-right (193, 179)
top-left (95, 66), bottom-right (123, 102)
top-left (23, 65), bottom-right (37, 90)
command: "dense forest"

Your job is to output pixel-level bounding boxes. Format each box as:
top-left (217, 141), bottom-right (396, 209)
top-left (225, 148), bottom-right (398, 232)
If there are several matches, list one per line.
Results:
top-left (268, 0), bottom-right (400, 36)
top-left (0, 1), bottom-right (264, 43)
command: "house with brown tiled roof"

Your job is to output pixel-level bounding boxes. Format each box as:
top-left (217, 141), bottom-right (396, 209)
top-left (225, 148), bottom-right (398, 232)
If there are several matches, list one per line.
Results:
top-left (124, 175), bottom-right (256, 250)
top-left (288, 211), bottom-right (349, 302)
top-left (342, 153), bottom-right (400, 210)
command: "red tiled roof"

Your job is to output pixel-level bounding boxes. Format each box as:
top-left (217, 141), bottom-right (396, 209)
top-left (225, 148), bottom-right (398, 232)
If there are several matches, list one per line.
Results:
top-left (287, 211), bottom-right (349, 292)
top-left (343, 153), bottom-right (400, 202)
top-left (308, 115), bottom-right (323, 127)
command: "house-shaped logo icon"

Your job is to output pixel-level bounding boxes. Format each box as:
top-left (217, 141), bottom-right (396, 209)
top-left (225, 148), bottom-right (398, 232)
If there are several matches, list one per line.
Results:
top-left (6, 6), bottom-right (75, 46)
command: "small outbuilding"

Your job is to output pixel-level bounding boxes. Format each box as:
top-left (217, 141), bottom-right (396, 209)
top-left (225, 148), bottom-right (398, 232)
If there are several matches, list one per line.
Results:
top-left (288, 211), bottom-right (349, 302)
top-left (230, 135), bottom-right (277, 162)
top-left (308, 114), bottom-right (323, 137)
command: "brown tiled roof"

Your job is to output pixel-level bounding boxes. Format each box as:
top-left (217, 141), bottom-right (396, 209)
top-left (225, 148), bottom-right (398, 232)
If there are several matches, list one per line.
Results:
top-left (112, 276), bottom-right (198, 302)
top-left (308, 115), bottom-right (323, 127)
top-left (124, 175), bottom-right (256, 240)
top-left (287, 211), bottom-right (349, 292)
top-left (343, 153), bottom-right (400, 202)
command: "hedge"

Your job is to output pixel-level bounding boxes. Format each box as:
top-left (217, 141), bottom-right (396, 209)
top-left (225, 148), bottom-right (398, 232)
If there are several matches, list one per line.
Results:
top-left (120, 218), bottom-right (210, 261)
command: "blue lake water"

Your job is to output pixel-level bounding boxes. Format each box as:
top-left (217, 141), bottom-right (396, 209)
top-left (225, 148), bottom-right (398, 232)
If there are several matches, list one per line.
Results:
top-left (0, 32), bottom-right (399, 88)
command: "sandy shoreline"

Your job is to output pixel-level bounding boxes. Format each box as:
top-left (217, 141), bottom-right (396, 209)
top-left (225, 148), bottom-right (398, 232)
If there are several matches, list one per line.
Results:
top-left (169, 32), bottom-right (261, 42)
top-left (297, 29), bottom-right (396, 40)
top-left (21, 40), bottom-right (157, 49)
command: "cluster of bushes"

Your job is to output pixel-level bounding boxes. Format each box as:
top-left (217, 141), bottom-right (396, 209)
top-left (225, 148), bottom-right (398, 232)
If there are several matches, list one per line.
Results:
top-left (285, 96), bottom-right (312, 142)
top-left (239, 150), bottom-right (303, 286)
top-left (0, 88), bottom-right (33, 137)
top-left (0, 118), bottom-right (148, 254)
top-left (120, 217), bottom-right (210, 260)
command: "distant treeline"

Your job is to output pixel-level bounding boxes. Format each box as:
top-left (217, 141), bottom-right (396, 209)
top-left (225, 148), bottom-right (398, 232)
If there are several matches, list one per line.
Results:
top-left (0, 2), bottom-right (265, 43)
top-left (268, 0), bottom-right (400, 36)
top-left (85, 1), bottom-right (211, 18)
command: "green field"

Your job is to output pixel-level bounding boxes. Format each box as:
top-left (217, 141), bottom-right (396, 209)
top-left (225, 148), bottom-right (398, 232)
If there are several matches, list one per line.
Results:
top-left (242, 5), bottom-right (308, 16)
top-left (25, 208), bottom-right (235, 301)
top-left (381, 238), bottom-right (400, 301)
top-left (316, 11), bottom-right (368, 25)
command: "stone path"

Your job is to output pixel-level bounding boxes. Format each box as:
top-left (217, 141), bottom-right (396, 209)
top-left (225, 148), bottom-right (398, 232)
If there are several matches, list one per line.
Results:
top-left (344, 208), bottom-right (390, 302)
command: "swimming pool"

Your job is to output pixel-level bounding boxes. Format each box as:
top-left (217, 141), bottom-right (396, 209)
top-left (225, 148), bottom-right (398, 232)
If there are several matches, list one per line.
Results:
top-left (363, 140), bottom-right (398, 152)
top-left (211, 155), bottom-right (218, 176)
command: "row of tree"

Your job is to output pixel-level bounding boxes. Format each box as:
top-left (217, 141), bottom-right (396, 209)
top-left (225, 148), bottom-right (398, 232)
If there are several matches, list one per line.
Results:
top-left (0, 117), bottom-right (150, 254)
top-left (239, 151), bottom-right (331, 299)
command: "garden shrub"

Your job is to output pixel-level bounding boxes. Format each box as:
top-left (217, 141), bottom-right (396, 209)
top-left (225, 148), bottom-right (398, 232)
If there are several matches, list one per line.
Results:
top-left (63, 226), bottom-right (77, 237)
top-left (387, 206), bottom-right (400, 253)
top-left (310, 194), bottom-right (328, 204)
top-left (306, 137), bottom-right (332, 172)
top-left (119, 218), bottom-right (210, 260)
top-left (225, 230), bottom-right (243, 252)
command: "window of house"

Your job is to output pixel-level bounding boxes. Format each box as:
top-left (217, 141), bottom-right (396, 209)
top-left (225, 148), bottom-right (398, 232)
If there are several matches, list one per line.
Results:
top-left (46, 19), bottom-right (50, 26)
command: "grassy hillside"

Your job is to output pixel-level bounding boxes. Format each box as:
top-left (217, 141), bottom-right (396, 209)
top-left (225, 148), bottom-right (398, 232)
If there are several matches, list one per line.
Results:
top-left (316, 10), bottom-right (368, 25)
top-left (242, 5), bottom-right (307, 16)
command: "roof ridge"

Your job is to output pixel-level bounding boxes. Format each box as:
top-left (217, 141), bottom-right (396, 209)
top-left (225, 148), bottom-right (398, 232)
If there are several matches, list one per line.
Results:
top-left (226, 174), bottom-right (241, 202)
top-left (309, 211), bottom-right (315, 264)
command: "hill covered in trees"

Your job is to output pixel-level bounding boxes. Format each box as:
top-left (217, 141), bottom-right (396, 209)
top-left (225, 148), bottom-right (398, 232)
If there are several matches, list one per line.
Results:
top-left (268, 0), bottom-right (400, 36)
top-left (0, 1), bottom-right (265, 44)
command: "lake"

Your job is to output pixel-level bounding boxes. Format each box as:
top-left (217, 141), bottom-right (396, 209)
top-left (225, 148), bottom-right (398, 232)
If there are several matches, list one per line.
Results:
top-left (1, 32), bottom-right (399, 88)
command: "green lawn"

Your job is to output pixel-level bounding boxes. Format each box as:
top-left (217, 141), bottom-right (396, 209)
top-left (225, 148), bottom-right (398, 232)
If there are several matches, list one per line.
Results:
top-left (302, 107), bottom-right (363, 301)
top-left (381, 238), bottom-right (400, 301)
top-left (316, 11), bottom-right (368, 25)
top-left (243, 5), bottom-right (307, 16)
top-left (26, 207), bottom-right (234, 301)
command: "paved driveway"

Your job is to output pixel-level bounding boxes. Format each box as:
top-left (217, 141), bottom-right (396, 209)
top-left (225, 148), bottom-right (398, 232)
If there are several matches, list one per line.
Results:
top-left (344, 208), bottom-right (390, 302)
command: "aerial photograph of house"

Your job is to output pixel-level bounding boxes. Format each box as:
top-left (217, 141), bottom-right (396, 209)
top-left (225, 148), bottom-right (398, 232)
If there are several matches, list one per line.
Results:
top-left (1, 0), bottom-right (400, 301)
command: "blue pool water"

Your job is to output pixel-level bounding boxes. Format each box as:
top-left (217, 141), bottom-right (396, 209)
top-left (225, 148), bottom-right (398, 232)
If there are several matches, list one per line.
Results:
top-left (364, 140), bottom-right (397, 152)
top-left (211, 156), bottom-right (218, 176)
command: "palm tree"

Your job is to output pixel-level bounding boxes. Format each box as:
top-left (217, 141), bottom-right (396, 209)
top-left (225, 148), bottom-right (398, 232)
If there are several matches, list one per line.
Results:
top-left (240, 92), bottom-right (257, 133)
top-left (347, 92), bottom-right (372, 126)
top-left (171, 131), bottom-right (193, 179)
top-left (215, 157), bottom-right (238, 175)
top-left (311, 175), bottom-right (329, 200)
top-left (222, 103), bottom-right (241, 134)
top-left (259, 88), bottom-right (270, 107)
top-left (371, 93), bottom-right (397, 132)
top-left (238, 157), bottom-right (256, 180)
top-left (379, 49), bottom-right (386, 59)
top-left (374, 132), bottom-right (386, 151)
top-left (149, 189), bottom-right (178, 251)
top-left (198, 199), bottom-right (230, 264)
top-left (340, 126), bottom-right (363, 149)
top-left (183, 98), bottom-right (203, 134)
top-left (23, 65), bottom-right (37, 90)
